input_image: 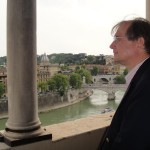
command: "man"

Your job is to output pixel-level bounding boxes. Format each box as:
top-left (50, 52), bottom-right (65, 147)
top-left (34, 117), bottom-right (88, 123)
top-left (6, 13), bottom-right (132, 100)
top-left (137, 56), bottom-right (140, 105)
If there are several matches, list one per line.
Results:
top-left (99, 17), bottom-right (150, 150)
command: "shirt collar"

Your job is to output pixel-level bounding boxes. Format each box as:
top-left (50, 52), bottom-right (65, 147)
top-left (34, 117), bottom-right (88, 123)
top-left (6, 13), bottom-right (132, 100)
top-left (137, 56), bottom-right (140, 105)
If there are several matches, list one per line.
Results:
top-left (125, 58), bottom-right (149, 88)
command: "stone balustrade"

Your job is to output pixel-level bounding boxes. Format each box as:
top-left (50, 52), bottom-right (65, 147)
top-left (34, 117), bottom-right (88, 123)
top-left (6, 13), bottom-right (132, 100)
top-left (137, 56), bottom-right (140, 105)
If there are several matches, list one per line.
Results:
top-left (0, 112), bottom-right (113, 150)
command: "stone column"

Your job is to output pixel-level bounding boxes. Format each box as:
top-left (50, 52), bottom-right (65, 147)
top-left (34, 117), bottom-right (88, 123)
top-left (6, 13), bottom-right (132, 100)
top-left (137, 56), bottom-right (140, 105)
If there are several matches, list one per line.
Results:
top-left (4, 0), bottom-right (43, 139)
top-left (146, 0), bottom-right (150, 21)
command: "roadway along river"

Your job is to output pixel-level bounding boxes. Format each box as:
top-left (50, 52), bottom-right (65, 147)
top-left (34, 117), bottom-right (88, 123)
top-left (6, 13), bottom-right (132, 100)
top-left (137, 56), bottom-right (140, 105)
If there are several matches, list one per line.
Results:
top-left (0, 89), bottom-right (125, 130)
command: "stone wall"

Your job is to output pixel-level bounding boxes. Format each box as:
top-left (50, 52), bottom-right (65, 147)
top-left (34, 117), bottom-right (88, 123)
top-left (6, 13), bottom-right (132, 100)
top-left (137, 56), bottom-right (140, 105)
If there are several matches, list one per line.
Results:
top-left (38, 88), bottom-right (93, 111)
top-left (0, 88), bottom-right (93, 117)
top-left (0, 98), bottom-right (8, 116)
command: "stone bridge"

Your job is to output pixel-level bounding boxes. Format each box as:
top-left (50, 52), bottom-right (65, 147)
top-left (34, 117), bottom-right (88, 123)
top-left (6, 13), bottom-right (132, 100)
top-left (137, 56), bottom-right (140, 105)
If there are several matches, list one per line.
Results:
top-left (92, 75), bottom-right (118, 84)
top-left (82, 84), bottom-right (127, 100)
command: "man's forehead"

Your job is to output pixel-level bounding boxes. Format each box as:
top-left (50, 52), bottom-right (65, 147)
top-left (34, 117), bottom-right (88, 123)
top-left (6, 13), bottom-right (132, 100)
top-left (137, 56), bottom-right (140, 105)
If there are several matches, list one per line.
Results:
top-left (116, 22), bottom-right (131, 34)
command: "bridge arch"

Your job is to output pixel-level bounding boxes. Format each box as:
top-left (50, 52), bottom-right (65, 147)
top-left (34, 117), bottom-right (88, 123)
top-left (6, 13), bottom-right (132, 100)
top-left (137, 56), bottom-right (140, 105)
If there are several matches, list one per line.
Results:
top-left (82, 84), bottom-right (126, 100)
top-left (92, 75), bottom-right (117, 84)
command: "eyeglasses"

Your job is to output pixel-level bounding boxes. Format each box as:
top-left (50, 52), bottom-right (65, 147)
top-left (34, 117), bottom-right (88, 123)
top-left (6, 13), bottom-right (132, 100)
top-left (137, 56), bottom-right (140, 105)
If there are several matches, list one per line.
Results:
top-left (113, 36), bottom-right (126, 42)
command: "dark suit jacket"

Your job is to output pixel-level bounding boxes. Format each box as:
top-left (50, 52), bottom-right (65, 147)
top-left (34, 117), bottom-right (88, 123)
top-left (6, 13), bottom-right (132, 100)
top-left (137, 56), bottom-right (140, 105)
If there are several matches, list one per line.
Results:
top-left (100, 57), bottom-right (150, 150)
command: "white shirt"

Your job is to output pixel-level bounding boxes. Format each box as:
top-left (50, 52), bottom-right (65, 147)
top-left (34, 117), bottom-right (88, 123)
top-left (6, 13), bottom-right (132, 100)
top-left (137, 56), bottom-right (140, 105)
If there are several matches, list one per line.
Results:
top-left (125, 58), bottom-right (149, 88)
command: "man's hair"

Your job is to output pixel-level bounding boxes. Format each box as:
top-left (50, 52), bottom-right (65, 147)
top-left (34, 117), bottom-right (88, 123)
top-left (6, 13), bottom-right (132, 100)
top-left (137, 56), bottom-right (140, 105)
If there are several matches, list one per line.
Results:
top-left (111, 17), bottom-right (150, 54)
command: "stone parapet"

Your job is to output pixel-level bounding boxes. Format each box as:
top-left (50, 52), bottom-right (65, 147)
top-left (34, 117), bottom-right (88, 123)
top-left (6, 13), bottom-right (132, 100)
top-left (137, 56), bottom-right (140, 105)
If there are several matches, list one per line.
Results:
top-left (0, 112), bottom-right (113, 150)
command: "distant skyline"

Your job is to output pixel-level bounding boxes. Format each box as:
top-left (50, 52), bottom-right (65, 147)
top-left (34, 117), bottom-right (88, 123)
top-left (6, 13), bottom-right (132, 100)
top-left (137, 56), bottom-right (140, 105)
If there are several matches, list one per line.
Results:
top-left (0, 0), bottom-right (146, 57)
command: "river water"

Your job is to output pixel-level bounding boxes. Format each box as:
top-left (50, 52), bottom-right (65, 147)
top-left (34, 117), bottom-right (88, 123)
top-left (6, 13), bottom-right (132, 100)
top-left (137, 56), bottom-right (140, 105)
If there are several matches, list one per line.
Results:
top-left (0, 89), bottom-right (124, 130)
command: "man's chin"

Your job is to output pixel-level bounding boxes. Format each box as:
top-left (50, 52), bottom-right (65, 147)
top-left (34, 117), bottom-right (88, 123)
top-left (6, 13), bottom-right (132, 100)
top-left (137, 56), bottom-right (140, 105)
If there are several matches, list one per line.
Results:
top-left (114, 58), bottom-right (121, 64)
top-left (114, 57), bottom-right (119, 62)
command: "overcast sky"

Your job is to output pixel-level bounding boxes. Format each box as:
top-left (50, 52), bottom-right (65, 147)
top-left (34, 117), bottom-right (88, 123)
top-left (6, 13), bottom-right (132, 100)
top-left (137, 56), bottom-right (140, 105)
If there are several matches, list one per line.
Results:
top-left (0, 0), bottom-right (145, 57)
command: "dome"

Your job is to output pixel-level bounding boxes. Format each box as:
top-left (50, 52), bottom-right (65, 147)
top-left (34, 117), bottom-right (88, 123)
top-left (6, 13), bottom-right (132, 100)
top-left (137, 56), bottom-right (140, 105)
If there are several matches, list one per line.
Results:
top-left (41, 53), bottom-right (49, 62)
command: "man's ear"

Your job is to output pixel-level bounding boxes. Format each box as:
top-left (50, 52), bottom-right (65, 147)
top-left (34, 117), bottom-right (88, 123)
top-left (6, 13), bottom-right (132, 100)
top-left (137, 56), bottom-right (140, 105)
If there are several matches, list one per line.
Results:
top-left (137, 37), bottom-right (145, 49)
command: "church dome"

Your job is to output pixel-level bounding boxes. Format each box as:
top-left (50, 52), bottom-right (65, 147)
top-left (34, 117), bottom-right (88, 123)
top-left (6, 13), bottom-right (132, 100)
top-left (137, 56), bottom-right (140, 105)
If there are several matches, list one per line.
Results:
top-left (41, 53), bottom-right (49, 62)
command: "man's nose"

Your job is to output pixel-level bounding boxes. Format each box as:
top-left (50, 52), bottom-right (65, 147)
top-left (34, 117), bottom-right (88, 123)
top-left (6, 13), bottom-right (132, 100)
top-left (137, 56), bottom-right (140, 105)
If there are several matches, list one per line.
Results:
top-left (110, 41), bottom-right (115, 49)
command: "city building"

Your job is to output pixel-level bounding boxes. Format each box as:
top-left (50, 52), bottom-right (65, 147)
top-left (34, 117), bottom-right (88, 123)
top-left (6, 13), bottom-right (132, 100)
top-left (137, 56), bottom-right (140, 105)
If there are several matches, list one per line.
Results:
top-left (37, 53), bottom-right (61, 83)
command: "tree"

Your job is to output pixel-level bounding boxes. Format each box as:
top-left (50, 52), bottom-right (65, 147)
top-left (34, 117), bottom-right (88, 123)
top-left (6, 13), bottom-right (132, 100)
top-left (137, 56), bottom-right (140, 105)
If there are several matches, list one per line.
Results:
top-left (52, 74), bottom-right (69, 96)
top-left (0, 56), bottom-right (7, 66)
top-left (47, 78), bottom-right (56, 92)
top-left (60, 65), bottom-right (70, 71)
top-left (123, 68), bottom-right (128, 76)
top-left (87, 55), bottom-right (94, 64)
top-left (75, 66), bottom-right (80, 71)
top-left (76, 68), bottom-right (92, 84)
top-left (91, 66), bottom-right (99, 76)
top-left (114, 75), bottom-right (126, 84)
top-left (69, 73), bottom-right (82, 89)
top-left (0, 82), bottom-right (5, 98)
top-left (38, 81), bottom-right (47, 92)
top-left (99, 54), bottom-right (106, 65)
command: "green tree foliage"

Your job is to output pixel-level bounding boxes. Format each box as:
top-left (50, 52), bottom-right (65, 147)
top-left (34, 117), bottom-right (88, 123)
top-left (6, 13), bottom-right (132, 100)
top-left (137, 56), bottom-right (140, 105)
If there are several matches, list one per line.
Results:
top-left (48, 53), bottom-right (86, 64)
top-left (84, 54), bottom-right (106, 65)
top-left (99, 54), bottom-right (106, 65)
top-left (47, 79), bottom-right (56, 92)
top-left (38, 81), bottom-right (47, 92)
top-left (0, 53), bottom-right (107, 66)
top-left (0, 82), bottom-right (5, 98)
top-left (114, 75), bottom-right (126, 84)
top-left (60, 65), bottom-right (70, 71)
top-left (123, 68), bottom-right (128, 76)
top-left (87, 55), bottom-right (94, 64)
top-left (91, 66), bottom-right (99, 76)
top-left (75, 66), bottom-right (80, 71)
top-left (50, 74), bottom-right (69, 96)
top-left (69, 73), bottom-right (82, 89)
top-left (76, 68), bottom-right (92, 84)
top-left (0, 56), bottom-right (7, 66)
top-left (37, 55), bottom-right (42, 64)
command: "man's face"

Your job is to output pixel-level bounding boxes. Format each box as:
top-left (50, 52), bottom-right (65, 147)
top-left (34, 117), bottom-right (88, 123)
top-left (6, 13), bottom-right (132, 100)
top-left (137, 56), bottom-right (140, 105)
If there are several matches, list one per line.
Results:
top-left (110, 22), bottom-right (137, 66)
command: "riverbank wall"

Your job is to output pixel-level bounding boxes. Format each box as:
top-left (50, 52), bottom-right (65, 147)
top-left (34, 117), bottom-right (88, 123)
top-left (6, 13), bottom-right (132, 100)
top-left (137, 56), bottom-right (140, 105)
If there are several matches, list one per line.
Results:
top-left (0, 88), bottom-right (93, 118)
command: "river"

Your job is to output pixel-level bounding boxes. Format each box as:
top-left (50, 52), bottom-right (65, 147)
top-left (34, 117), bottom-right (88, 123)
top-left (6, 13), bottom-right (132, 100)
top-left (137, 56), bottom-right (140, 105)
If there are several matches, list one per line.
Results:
top-left (0, 89), bottom-right (124, 130)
